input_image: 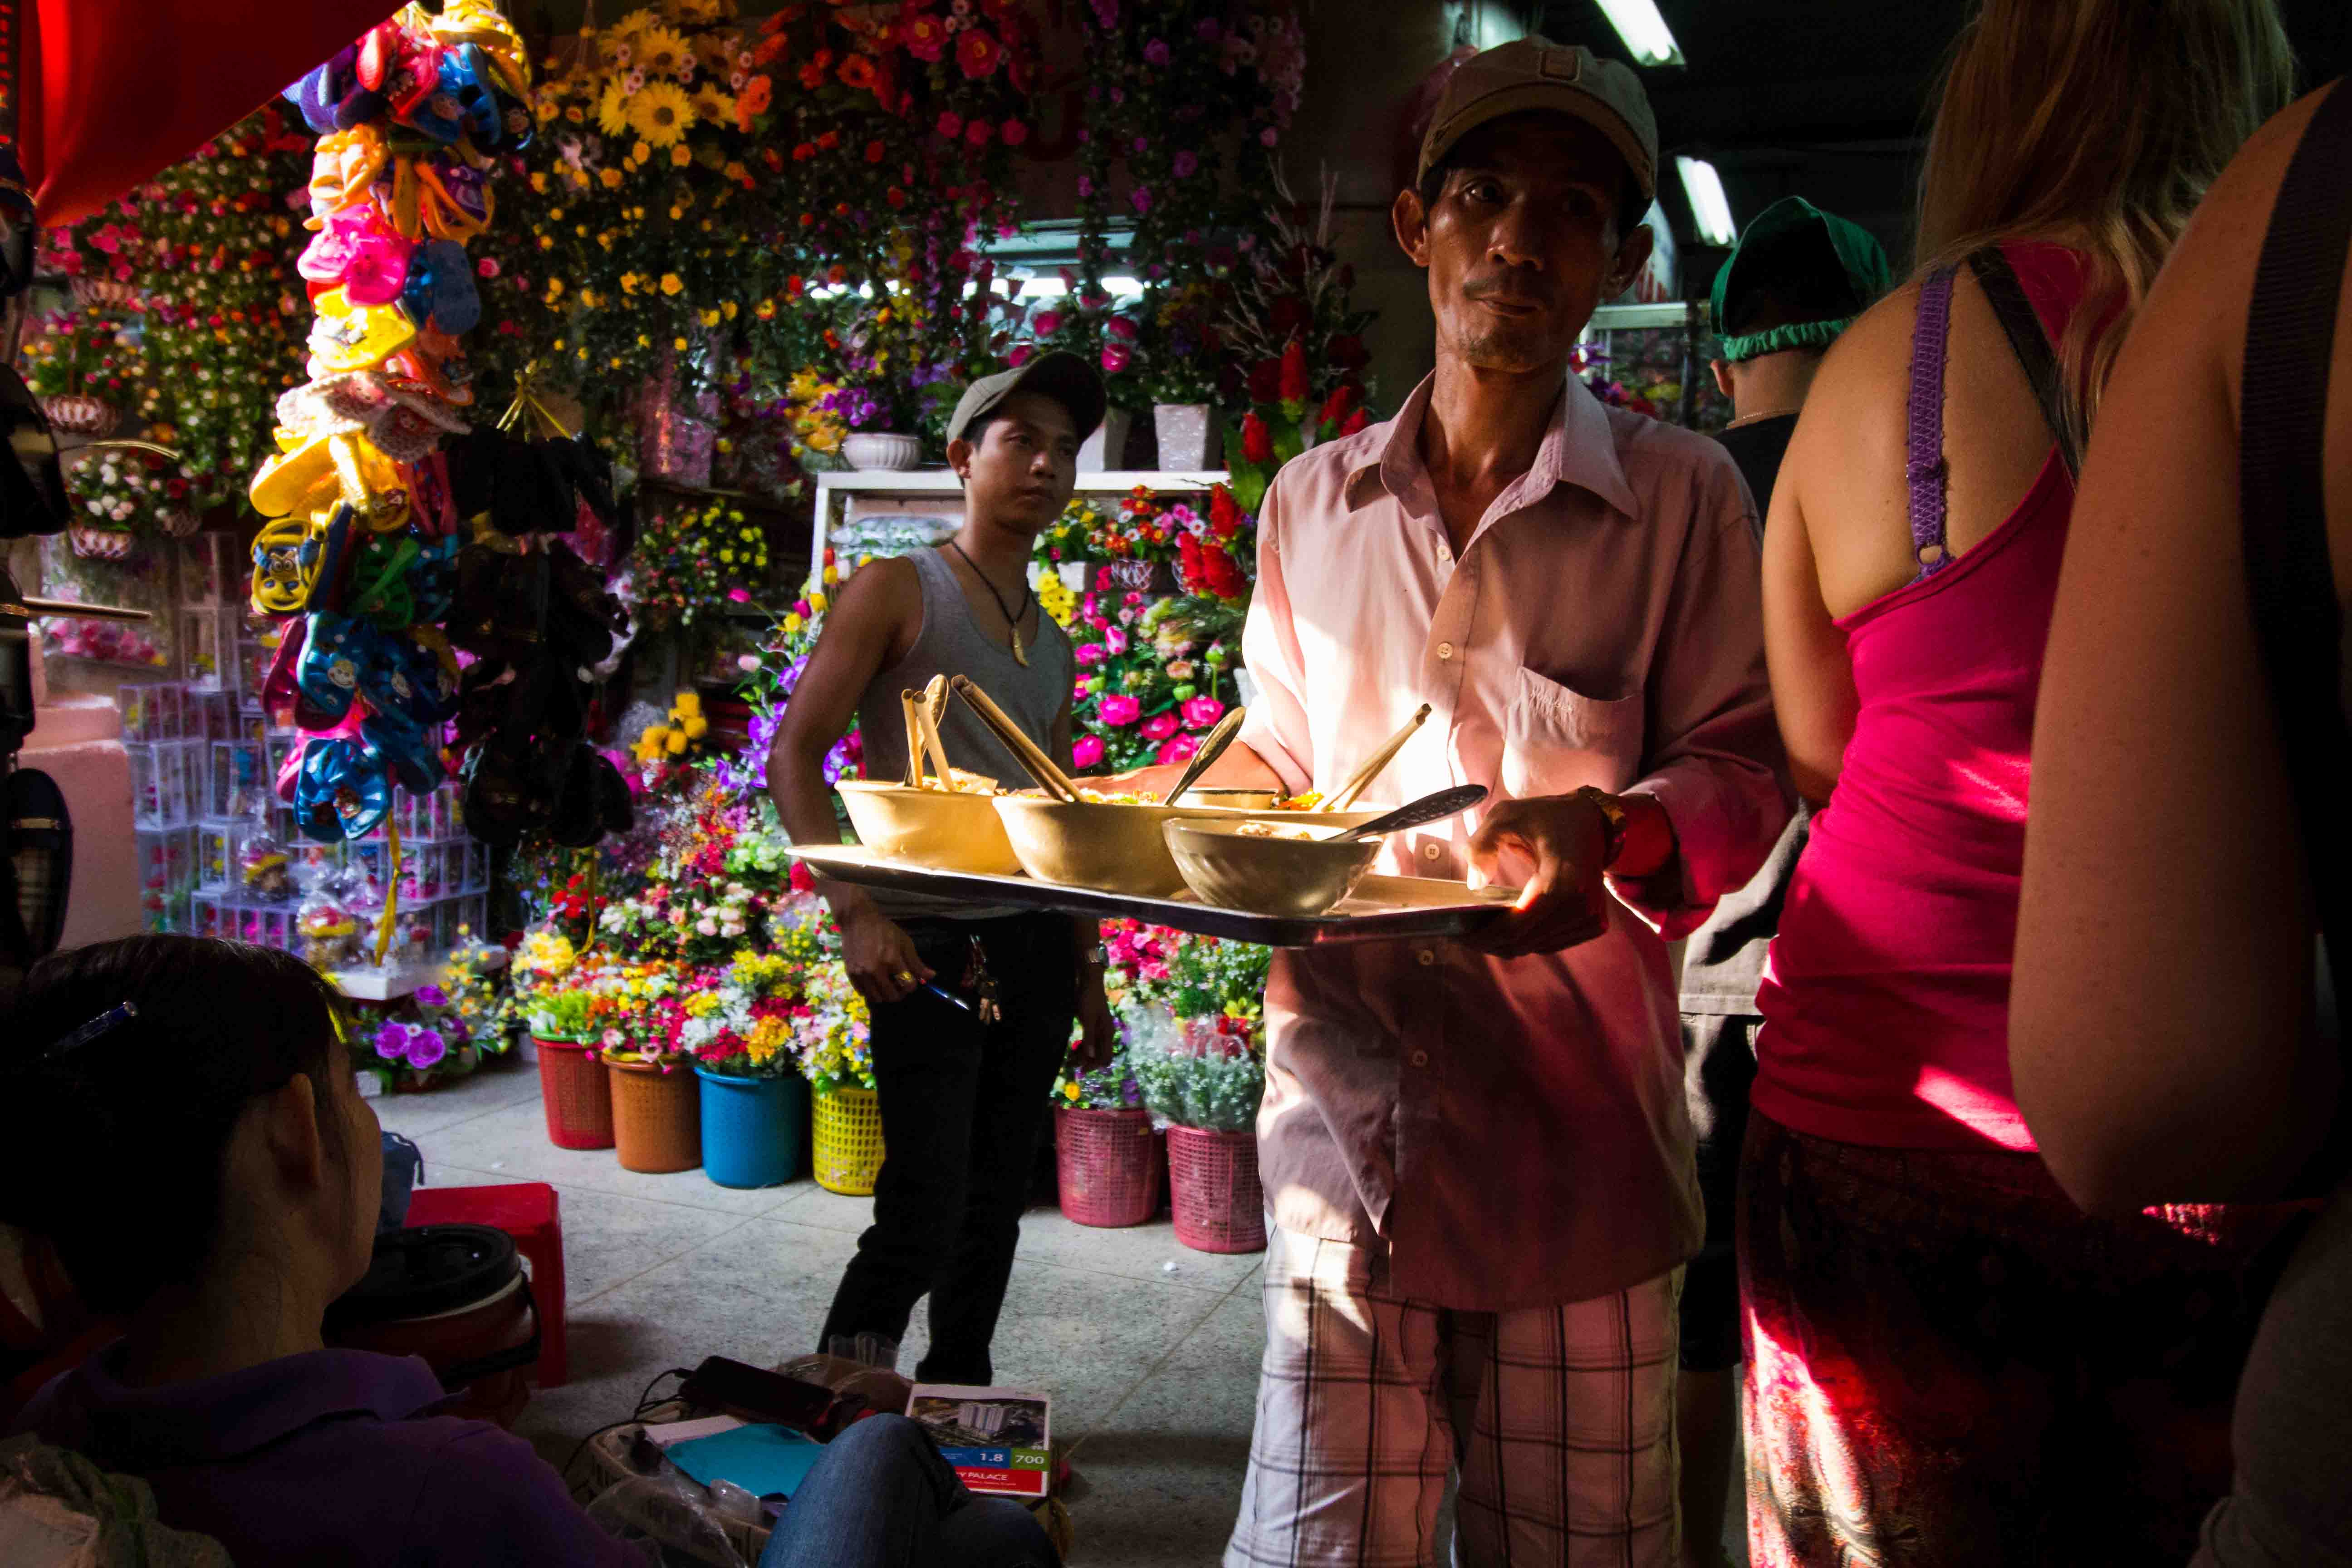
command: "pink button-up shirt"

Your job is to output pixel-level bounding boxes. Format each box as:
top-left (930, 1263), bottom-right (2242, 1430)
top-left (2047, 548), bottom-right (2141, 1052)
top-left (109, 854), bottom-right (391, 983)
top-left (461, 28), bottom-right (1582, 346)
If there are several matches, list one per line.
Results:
top-left (1236, 372), bottom-right (1788, 1309)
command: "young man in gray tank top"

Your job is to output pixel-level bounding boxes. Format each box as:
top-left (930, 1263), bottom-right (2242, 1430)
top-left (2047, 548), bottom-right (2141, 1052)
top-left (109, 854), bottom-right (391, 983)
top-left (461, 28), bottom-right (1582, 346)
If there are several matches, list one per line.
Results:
top-left (768, 353), bottom-right (1117, 1383)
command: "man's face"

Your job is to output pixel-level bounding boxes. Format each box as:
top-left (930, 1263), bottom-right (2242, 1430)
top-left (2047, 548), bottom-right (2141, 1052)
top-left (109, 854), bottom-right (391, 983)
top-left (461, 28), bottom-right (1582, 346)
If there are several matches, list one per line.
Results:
top-left (1396, 113), bottom-right (1654, 377)
top-left (950, 390), bottom-right (1080, 531)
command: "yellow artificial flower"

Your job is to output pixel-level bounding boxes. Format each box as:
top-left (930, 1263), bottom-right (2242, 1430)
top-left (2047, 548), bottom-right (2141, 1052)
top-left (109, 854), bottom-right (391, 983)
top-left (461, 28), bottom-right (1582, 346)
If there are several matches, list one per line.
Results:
top-left (599, 166), bottom-right (624, 189)
top-left (620, 272), bottom-right (641, 293)
top-left (670, 143), bottom-right (692, 168)
top-left (529, 170), bottom-right (549, 194)
top-left (633, 24), bottom-right (689, 78)
top-left (660, 273), bottom-right (684, 296)
top-left (721, 300), bottom-right (739, 321)
top-left (628, 80), bottom-right (693, 147)
top-left (700, 308), bottom-right (721, 328)
top-left (674, 336), bottom-right (689, 351)
top-left (595, 81), bottom-right (631, 137)
top-left (692, 84), bottom-right (735, 126)
top-left (665, 729), bottom-right (688, 755)
top-left (631, 141), bottom-right (652, 166)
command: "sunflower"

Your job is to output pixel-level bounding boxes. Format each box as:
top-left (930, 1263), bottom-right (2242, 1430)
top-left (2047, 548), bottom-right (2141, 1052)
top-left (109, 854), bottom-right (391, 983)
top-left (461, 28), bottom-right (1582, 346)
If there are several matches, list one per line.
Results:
top-left (634, 24), bottom-right (690, 80)
top-left (627, 79), bottom-right (695, 148)
top-left (595, 80), bottom-right (631, 137)
top-left (691, 83), bottom-right (736, 126)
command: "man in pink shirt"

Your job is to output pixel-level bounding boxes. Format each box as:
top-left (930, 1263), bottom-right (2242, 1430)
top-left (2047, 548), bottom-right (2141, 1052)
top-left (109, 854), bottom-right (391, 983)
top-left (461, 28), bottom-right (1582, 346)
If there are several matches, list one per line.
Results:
top-left (1129, 37), bottom-right (1784, 1567)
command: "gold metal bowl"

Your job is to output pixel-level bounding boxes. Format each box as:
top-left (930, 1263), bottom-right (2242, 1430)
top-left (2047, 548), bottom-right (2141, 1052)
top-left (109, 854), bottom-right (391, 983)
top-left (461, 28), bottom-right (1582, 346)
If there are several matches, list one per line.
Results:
top-left (1163, 818), bottom-right (1381, 916)
top-left (993, 794), bottom-right (1383, 897)
top-left (835, 780), bottom-right (1024, 876)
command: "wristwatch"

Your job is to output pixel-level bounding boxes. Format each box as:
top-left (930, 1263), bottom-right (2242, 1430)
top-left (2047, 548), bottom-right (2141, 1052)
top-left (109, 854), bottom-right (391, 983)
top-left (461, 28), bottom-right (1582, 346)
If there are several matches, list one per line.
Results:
top-left (1572, 786), bottom-right (1629, 870)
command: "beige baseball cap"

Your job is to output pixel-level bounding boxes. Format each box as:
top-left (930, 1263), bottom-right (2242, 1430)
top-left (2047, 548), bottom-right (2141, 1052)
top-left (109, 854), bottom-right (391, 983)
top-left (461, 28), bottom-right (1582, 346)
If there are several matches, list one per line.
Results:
top-left (944, 350), bottom-right (1107, 446)
top-left (1417, 37), bottom-right (1659, 205)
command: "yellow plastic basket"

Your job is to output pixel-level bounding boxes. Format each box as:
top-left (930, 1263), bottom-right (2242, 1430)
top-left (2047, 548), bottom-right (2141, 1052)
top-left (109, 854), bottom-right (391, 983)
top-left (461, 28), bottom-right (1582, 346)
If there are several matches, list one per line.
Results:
top-left (812, 1085), bottom-right (886, 1196)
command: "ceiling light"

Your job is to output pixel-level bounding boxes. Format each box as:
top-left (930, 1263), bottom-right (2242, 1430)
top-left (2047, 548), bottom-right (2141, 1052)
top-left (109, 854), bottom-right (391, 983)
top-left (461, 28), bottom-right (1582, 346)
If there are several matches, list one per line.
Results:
top-left (1675, 156), bottom-right (1736, 246)
top-left (1592, 0), bottom-right (1685, 67)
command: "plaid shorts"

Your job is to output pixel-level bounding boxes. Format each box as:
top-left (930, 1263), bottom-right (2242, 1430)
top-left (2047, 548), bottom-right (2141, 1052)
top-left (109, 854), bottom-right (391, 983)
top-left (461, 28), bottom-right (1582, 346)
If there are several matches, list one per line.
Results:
top-left (1225, 1229), bottom-right (1681, 1568)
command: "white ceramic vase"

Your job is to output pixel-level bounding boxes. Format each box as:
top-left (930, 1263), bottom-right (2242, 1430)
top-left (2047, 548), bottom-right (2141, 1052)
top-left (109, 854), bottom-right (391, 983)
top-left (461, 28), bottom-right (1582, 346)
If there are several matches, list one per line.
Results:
top-left (842, 431), bottom-right (924, 471)
top-left (1078, 407), bottom-right (1131, 472)
top-left (1153, 403), bottom-right (1223, 470)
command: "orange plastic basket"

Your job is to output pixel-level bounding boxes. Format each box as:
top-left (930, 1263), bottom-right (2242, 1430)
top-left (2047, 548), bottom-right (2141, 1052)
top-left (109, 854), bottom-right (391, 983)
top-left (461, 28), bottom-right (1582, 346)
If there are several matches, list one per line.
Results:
top-left (605, 1055), bottom-right (702, 1174)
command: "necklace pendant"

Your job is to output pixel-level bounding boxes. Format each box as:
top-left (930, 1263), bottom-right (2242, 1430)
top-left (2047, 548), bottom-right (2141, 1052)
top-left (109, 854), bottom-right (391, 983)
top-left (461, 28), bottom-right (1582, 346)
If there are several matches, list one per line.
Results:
top-left (1011, 628), bottom-right (1028, 667)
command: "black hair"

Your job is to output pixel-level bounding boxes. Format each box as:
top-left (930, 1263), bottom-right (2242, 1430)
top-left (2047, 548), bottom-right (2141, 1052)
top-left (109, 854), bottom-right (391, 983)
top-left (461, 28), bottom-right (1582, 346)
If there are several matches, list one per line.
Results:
top-left (1417, 128), bottom-right (1648, 240)
top-left (0, 936), bottom-right (354, 1313)
top-left (960, 408), bottom-right (1007, 447)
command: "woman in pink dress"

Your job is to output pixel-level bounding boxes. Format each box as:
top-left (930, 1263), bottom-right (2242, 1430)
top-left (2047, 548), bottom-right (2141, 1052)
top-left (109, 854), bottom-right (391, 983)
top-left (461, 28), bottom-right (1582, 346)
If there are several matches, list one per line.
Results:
top-left (1747, 1), bottom-right (2298, 1561)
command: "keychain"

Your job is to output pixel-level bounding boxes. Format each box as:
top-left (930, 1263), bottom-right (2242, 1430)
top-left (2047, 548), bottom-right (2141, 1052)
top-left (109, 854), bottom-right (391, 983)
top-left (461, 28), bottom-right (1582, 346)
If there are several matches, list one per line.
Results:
top-left (962, 936), bottom-right (1003, 1025)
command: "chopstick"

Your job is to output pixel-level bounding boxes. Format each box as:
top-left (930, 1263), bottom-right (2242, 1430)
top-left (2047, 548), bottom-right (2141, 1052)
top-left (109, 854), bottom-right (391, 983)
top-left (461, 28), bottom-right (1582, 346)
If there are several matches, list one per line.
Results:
top-left (900, 690), bottom-right (925, 788)
top-left (1323, 703), bottom-right (1432, 811)
top-left (915, 685), bottom-right (959, 794)
top-left (951, 676), bottom-right (1083, 804)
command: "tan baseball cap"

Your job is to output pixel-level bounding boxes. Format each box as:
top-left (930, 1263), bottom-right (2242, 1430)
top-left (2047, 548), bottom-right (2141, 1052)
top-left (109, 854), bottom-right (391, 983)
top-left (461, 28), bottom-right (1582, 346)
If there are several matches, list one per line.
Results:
top-left (945, 350), bottom-right (1107, 446)
top-left (1417, 37), bottom-right (1659, 206)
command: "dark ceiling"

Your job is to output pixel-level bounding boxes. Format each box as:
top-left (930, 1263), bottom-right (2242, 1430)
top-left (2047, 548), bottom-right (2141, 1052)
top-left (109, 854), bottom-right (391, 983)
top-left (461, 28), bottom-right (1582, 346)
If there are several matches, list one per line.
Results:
top-left (1539, 0), bottom-right (2352, 273)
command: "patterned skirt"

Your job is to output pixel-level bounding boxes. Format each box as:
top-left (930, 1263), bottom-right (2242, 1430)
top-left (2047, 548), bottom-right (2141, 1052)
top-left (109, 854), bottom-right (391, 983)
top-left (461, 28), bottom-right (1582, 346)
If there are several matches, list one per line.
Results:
top-left (1739, 1109), bottom-right (2309, 1567)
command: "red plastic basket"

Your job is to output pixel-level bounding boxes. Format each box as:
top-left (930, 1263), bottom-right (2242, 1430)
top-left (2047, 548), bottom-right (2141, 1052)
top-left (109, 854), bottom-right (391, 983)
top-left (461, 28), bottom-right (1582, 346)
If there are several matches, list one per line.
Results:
top-left (1056, 1107), bottom-right (1160, 1228)
top-left (1167, 1125), bottom-right (1267, 1254)
top-left (537, 1038), bottom-right (614, 1150)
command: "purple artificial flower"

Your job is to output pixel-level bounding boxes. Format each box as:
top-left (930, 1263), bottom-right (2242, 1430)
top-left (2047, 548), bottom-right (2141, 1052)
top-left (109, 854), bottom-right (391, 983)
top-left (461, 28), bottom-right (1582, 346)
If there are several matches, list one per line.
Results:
top-left (1143, 39), bottom-right (1170, 66)
top-left (1129, 186), bottom-right (1153, 215)
top-left (407, 1029), bottom-right (448, 1070)
top-left (1088, 0), bottom-right (1117, 27)
top-left (1173, 150), bottom-right (1199, 179)
top-left (373, 1022), bottom-right (414, 1061)
top-left (416, 985), bottom-right (449, 1008)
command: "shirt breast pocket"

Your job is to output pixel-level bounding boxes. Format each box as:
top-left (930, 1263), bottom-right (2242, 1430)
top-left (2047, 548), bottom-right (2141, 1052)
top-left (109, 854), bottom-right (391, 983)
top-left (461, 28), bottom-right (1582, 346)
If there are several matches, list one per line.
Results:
top-left (1502, 668), bottom-right (1644, 800)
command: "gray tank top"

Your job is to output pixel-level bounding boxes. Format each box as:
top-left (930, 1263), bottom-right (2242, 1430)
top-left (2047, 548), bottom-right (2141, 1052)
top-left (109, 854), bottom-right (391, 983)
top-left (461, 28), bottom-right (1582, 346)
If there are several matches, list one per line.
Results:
top-left (854, 547), bottom-right (1073, 921)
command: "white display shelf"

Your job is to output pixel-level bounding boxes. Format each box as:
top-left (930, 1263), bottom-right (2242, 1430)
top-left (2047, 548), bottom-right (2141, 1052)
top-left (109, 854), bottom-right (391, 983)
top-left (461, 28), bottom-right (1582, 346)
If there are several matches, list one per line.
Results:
top-left (810, 468), bottom-right (1228, 584)
top-left (331, 945), bottom-right (507, 1004)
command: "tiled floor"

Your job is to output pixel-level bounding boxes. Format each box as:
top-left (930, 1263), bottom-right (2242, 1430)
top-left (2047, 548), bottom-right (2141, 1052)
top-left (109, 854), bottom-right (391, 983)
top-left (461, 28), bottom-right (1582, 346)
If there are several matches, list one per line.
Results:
top-left (375, 1058), bottom-right (1267, 1567)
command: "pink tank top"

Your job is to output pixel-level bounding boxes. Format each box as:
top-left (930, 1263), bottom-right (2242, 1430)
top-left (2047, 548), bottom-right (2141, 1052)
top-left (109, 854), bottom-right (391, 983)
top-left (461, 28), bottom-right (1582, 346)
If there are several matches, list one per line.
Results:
top-left (1753, 242), bottom-right (2089, 1152)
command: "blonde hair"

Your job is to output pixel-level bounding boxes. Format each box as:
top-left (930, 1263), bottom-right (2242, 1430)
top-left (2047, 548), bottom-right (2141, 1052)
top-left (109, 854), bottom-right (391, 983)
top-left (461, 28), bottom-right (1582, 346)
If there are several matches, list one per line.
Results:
top-left (1916, 0), bottom-right (2294, 447)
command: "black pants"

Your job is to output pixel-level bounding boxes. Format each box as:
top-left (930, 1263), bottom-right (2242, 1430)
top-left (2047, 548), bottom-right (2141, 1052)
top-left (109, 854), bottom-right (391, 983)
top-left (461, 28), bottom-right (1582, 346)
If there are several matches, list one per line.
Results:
top-left (819, 913), bottom-right (1075, 1385)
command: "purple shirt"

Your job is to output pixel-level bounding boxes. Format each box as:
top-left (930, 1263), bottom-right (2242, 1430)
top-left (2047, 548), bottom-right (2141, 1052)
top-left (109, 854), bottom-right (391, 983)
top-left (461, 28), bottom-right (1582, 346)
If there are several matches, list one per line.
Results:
top-left (14, 1343), bottom-right (647, 1568)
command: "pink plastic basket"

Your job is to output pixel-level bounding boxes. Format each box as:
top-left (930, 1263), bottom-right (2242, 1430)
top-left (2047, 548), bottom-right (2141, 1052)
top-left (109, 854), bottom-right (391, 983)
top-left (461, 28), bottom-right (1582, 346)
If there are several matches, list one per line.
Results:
top-left (1056, 1107), bottom-right (1160, 1228)
top-left (1167, 1125), bottom-right (1267, 1254)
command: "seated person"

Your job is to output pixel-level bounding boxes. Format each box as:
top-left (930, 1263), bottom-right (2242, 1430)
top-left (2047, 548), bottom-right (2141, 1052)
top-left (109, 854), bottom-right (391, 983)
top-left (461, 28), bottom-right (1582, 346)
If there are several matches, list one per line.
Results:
top-left (3, 934), bottom-right (1056, 1568)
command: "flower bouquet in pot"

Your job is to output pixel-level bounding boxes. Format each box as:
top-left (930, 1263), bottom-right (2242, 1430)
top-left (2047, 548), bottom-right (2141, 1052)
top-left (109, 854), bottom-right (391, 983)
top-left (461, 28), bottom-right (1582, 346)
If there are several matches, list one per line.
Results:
top-left (1127, 932), bottom-right (1272, 1253)
top-left (1051, 1038), bottom-right (1159, 1228)
top-left (599, 960), bottom-right (703, 1174)
top-left (684, 949), bottom-right (813, 1189)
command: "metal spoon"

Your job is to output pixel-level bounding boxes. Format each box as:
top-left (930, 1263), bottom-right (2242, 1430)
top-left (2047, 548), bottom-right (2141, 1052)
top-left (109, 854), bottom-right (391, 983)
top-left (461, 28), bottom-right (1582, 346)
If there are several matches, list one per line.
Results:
top-left (1320, 784), bottom-right (1490, 843)
top-left (1158, 706), bottom-right (1248, 806)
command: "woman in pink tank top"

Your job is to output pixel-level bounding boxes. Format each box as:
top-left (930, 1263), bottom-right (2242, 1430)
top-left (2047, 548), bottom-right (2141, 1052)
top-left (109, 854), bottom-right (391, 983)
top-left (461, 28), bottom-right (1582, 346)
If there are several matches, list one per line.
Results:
top-left (1743, 3), bottom-right (2297, 1563)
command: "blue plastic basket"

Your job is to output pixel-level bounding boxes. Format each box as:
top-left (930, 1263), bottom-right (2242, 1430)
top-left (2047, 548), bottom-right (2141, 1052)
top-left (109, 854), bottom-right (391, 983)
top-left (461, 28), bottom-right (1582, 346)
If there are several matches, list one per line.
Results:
top-left (696, 1069), bottom-right (809, 1189)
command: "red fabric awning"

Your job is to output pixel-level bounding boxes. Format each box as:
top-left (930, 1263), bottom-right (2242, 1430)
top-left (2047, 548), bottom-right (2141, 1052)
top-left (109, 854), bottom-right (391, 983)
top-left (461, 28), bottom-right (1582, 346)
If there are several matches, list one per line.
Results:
top-left (22, 0), bottom-right (401, 226)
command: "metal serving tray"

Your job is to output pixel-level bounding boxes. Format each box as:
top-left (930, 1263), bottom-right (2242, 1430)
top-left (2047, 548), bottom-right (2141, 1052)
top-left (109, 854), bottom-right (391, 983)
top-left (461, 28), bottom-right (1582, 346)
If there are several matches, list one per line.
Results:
top-left (789, 846), bottom-right (1513, 947)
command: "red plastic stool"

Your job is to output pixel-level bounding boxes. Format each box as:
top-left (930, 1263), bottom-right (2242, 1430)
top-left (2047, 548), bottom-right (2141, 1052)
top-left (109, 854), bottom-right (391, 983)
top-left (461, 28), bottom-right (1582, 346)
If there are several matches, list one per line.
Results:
top-left (404, 1183), bottom-right (567, 1387)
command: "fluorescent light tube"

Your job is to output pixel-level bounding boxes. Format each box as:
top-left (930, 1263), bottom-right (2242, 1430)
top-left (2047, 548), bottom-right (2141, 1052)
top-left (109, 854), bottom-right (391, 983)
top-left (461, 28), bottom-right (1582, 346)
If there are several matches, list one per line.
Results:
top-left (1675, 155), bottom-right (1736, 245)
top-left (1592, 0), bottom-right (1685, 67)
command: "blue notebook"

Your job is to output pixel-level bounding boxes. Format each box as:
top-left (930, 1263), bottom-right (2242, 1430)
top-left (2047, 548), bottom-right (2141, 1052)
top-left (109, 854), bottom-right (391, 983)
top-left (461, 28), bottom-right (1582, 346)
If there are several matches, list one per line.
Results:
top-left (664, 1423), bottom-right (827, 1499)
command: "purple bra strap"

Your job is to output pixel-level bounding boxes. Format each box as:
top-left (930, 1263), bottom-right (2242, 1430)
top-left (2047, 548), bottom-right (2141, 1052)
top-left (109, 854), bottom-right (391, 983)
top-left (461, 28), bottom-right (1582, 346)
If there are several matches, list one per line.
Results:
top-left (1906, 264), bottom-right (1960, 578)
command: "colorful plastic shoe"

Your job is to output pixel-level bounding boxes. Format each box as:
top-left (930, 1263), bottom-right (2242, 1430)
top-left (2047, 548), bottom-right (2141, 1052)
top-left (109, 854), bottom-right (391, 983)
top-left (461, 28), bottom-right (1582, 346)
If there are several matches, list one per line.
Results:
top-left (293, 612), bottom-right (376, 732)
top-left (293, 736), bottom-right (391, 843)
top-left (362, 713), bottom-right (446, 795)
top-left (400, 239), bottom-right (481, 337)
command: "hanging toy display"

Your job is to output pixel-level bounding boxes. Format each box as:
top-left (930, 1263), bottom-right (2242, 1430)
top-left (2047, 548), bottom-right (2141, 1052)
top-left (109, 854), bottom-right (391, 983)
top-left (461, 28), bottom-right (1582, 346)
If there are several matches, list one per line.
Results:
top-left (254, 3), bottom-right (627, 962)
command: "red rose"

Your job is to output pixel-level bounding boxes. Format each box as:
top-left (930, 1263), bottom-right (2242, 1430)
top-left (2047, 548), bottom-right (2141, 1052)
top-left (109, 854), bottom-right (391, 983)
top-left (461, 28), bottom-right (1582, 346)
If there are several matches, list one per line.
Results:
top-left (1318, 383), bottom-right (1360, 431)
top-left (1269, 295), bottom-right (1309, 337)
top-left (1246, 358), bottom-right (1282, 403)
top-left (1241, 411), bottom-right (1273, 466)
top-left (1338, 407), bottom-right (1372, 437)
top-left (1329, 333), bottom-right (1370, 372)
top-left (956, 28), bottom-right (1004, 78)
top-left (1279, 340), bottom-right (1310, 406)
top-left (1209, 484), bottom-right (1244, 539)
top-left (1201, 541), bottom-right (1247, 599)
top-left (1177, 532), bottom-right (1205, 593)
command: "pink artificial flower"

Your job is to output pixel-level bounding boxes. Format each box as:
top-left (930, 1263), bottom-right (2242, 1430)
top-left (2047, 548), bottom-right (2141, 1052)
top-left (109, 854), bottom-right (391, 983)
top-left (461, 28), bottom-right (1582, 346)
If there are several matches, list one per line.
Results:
top-left (1181, 695), bottom-right (1225, 730)
top-left (1007, 344), bottom-right (1033, 367)
top-left (1144, 38), bottom-right (1171, 66)
top-left (1156, 734), bottom-right (1200, 766)
top-left (936, 110), bottom-right (965, 139)
top-left (1129, 185), bottom-right (1153, 215)
top-left (1001, 118), bottom-right (1029, 146)
top-left (1123, 592), bottom-right (1145, 608)
top-left (1173, 150), bottom-right (1199, 179)
top-left (1072, 735), bottom-right (1105, 770)
top-left (728, 587), bottom-right (750, 602)
top-left (1075, 175), bottom-right (1093, 199)
top-left (1031, 310), bottom-right (1063, 336)
top-left (1141, 712), bottom-right (1179, 742)
top-left (1106, 315), bottom-right (1137, 341)
top-left (477, 256), bottom-right (501, 278)
top-left (1101, 343), bottom-right (1131, 373)
top-left (1073, 680), bottom-right (1094, 704)
top-left (1260, 127), bottom-right (1278, 147)
top-left (1098, 695), bottom-right (1141, 727)
top-left (1105, 627), bottom-right (1128, 655)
